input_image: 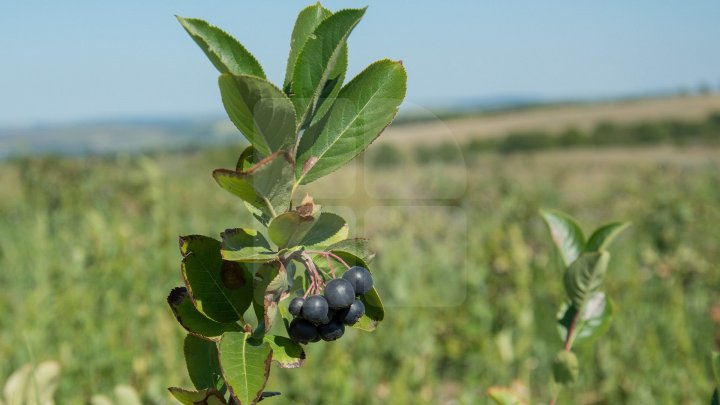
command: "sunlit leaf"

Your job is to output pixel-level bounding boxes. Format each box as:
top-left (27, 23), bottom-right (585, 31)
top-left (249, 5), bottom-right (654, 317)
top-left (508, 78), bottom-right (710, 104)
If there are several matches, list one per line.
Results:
top-left (221, 228), bottom-right (276, 263)
top-left (540, 209), bottom-right (586, 267)
top-left (586, 222), bottom-right (630, 252)
top-left (218, 332), bottom-right (272, 405)
top-left (219, 74), bottom-right (296, 157)
top-left (296, 59), bottom-right (406, 183)
top-left (176, 16), bottom-right (265, 78)
top-left (291, 8), bottom-right (366, 127)
top-left (264, 334), bottom-right (305, 369)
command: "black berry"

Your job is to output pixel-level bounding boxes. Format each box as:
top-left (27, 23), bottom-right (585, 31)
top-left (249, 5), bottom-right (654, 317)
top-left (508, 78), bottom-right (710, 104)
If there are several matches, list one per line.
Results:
top-left (288, 318), bottom-right (318, 344)
top-left (342, 266), bottom-right (373, 296)
top-left (318, 319), bottom-right (345, 341)
top-left (336, 298), bottom-right (365, 325)
top-left (302, 295), bottom-right (330, 324)
top-left (324, 278), bottom-right (355, 308)
top-left (288, 297), bottom-right (305, 317)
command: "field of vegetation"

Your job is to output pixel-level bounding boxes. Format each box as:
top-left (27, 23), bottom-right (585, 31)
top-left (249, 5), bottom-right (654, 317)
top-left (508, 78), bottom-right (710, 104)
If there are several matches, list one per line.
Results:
top-left (2, 109), bottom-right (720, 403)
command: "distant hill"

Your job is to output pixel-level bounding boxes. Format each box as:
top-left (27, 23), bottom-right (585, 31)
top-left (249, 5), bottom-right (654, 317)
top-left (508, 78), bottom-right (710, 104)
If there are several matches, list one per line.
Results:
top-left (0, 117), bottom-right (241, 159)
top-left (381, 93), bottom-right (720, 147)
top-left (2, 93), bottom-right (720, 158)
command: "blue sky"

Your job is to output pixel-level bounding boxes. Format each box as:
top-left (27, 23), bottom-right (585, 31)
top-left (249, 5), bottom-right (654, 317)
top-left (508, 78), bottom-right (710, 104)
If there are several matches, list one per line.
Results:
top-left (1, 1), bottom-right (719, 126)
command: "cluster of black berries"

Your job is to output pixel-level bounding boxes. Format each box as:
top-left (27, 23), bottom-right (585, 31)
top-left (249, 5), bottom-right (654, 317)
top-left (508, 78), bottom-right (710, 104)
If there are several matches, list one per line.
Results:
top-left (288, 266), bottom-right (374, 343)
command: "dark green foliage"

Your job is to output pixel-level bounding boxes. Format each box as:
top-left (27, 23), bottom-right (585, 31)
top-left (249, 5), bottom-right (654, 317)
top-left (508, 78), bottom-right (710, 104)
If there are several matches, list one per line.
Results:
top-left (167, 3), bottom-right (402, 402)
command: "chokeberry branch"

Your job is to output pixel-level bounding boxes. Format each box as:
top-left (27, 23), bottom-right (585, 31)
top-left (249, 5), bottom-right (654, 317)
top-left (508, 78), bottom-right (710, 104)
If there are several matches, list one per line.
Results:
top-left (306, 250), bottom-right (352, 270)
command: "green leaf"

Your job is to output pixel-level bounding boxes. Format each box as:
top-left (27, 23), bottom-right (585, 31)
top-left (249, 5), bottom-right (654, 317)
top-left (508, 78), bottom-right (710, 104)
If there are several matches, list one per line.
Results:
top-left (355, 287), bottom-right (384, 332)
top-left (176, 16), bottom-right (265, 78)
top-left (213, 152), bottom-right (295, 218)
top-left (325, 238), bottom-right (374, 264)
top-left (167, 287), bottom-right (242, 340)
top-left (221, 228), bottom-right (277, 263)
top-left (308, 45), bottom-right (347, 128)
top-left (184, 334), bottom-right (223, 391)
top-left (713, 389), bottom-right (720, 405)
top-left (180, 235), bottom-right (253, 323)
top-left (218, 332), bottom-right (272, 405)
top-left (540, 209), bottom-right (586, 267)
top-left (296, 59), bottom-right (407, 184)
top-left (291, 8), bottom-right (366, 128)
top-left (557, 292), bottom-right (613, 346)
top-left (487, 387), bottom-right (525, 405)
top-left (268, 211), bottom-right (348, 249)
top-left (264, 335), bottom-right (305, 368)
top-left (252, 262), bottom-right (290, 333)
top-left (712, 351), bottom-right (720, 388)
top-left (552, 350), bottom-right (579, 385)
top-left (234, 146), bottom-right (272, 225)
top-left (283, 3), bottom-right (332, 92)
top-left (563, 251), bottom-right (610, 309)
top-left (219, 74), bottom-right (297, 157)
top-left (586, 222), bottom-right (630, 252)
top-left (168, 387), bottom-right (226, 405)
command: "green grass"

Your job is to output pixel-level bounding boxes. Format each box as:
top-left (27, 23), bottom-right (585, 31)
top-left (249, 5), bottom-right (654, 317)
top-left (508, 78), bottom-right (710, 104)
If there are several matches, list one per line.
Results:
top-left (1, 144), bottom-right (720, 403)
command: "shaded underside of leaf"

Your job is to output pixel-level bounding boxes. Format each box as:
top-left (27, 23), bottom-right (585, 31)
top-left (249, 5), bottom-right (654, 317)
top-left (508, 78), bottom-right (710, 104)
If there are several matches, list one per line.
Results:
top-left (184, 334), bottom-right (224, 392)
top-left (168, 287), bottom-right (242, 340)
top-left (213, 152), bottom-right (295, 218)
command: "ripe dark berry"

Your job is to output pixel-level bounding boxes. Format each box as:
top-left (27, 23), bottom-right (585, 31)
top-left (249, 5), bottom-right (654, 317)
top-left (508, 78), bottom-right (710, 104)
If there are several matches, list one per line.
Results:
top-left (336, 298), bottom-right (365, 325)
top-left (288, 318), bottom-right (318, 344)
top-left (288, 297), bottom-right (305, 317)
top-left (318, 319), bottom-right (345, 341)
top-left (342, 266), bottom-right (373, 296)
top-left (324, 278), bottom-right (355, 308)
top-left (302, 295), bottom-right (330, 324)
